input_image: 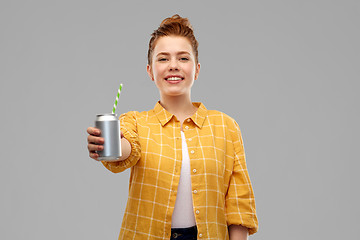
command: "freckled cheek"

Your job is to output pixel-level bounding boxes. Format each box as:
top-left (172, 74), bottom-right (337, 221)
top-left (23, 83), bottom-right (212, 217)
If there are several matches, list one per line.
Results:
top-left (153, 67), bottom-right (167, 80)
top-left (185, 67), bottom-right (196, 78)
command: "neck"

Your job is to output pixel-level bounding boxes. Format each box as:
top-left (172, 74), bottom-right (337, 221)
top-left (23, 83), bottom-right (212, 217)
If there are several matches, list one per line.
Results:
top-left (159, 94), bottom-right (198, 123)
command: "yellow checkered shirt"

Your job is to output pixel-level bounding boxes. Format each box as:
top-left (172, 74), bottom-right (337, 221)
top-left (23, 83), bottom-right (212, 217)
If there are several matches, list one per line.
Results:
top-left (102, 102), bottom-right (258, 239)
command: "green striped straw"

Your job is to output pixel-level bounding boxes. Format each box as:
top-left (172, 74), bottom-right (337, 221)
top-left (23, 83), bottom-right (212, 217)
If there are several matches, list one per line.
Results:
top-left (112, 83), bottom-right (123, 114)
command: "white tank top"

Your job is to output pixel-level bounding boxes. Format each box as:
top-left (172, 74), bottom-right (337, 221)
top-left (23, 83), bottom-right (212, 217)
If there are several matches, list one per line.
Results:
top-left (171, 131), bottom-right (196, 228)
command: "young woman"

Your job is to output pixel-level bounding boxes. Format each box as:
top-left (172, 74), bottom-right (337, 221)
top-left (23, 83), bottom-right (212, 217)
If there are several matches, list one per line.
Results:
top-left (87, 15), bottom-right (258, 240)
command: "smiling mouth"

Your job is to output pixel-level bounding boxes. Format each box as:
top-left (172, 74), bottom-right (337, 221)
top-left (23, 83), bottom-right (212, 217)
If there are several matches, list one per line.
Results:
top-left (165, 77), bottom-right (184, 81)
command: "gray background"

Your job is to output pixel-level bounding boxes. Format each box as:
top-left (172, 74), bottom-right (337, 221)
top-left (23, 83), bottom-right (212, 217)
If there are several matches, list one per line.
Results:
top-left (1, 0), bottom-right (359, 239)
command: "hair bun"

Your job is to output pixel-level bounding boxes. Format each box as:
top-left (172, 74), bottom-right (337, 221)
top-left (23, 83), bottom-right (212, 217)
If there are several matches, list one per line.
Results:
top-left (160, 14), bottom-right (193, 30)
top-left (148, 14), bottom-right (199, 64)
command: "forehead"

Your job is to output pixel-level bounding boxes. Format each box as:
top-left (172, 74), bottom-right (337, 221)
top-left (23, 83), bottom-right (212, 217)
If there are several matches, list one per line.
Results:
top-left (153, 36), bottom-right (193, 55)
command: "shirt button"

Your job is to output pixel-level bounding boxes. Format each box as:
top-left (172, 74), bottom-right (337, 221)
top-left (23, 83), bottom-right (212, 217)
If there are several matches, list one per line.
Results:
top-left (187, 119), bottom-right (191, 122)
top-left (196, 210), bottom-right (200, 214)
top-left (190, 150), bottom-right (195, 154)
top-left (185, 126), bottom-right (189, 130)
top-left (192, 169), bottom-right (197, 173)
top-left (188, 138), bottom-right (192, 141)
top-left (199, 233), bottom-right (203, 238)
top-left (193, 189), bottom-right (197, 194)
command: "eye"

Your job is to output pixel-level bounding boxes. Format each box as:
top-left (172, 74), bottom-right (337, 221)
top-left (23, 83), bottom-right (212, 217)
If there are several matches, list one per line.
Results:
top-left (158, 58), bottom-right (168, 62)
top-left (180, 57), bottom-right (189, 61)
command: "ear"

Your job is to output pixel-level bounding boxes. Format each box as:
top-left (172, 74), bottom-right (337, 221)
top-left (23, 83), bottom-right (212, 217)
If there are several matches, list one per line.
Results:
top-left (194, 63), bottom-right (201, 80)
top-left (146, 64), bottom-right (154, 81)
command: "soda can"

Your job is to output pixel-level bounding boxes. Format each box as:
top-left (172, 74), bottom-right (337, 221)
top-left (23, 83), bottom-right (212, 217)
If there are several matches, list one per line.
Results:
top-left (95, 113), bottom-right (122, 160)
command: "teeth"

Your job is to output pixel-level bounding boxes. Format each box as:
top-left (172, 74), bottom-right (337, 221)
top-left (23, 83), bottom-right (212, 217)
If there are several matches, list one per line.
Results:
top-left (167, 77), bottom-right (182, 81)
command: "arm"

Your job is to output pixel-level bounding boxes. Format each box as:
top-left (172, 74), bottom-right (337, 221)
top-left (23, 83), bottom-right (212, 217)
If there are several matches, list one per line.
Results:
top-left (228, 225), bottom-right (249, 240)
top-left (225, 118), bottom-right (258, 235)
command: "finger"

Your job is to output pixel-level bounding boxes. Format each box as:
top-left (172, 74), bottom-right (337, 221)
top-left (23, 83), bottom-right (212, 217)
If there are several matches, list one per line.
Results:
top-left (89, 152), bottom-right (100, 161)
top-left (87, 127), bottom-right (101, 136)
top-left (88, 143), bottom-right (103, 152)
top-left (87, 135), bottom-right (104, 145)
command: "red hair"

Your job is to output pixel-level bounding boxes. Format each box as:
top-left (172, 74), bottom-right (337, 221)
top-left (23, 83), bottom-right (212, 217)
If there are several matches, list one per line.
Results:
top-left (147, 14), bottom-right (199, 65)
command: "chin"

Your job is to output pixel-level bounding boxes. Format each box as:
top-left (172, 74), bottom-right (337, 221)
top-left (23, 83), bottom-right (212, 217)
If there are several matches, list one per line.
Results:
top-left (163, 91), bottom-right (187, 97)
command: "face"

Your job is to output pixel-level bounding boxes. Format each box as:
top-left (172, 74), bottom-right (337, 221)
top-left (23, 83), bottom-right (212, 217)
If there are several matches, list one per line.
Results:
top-left (147, 36), bottom-right (200, 98)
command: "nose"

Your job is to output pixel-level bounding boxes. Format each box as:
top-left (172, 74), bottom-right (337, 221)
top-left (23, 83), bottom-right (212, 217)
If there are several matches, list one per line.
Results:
top-left (168, 58), bottom-right (179, 71)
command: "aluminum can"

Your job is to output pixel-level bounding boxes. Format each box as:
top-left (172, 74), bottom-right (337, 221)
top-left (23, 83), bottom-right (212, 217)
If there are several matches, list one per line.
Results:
top-left (95, 113), bottom-right (122, 160)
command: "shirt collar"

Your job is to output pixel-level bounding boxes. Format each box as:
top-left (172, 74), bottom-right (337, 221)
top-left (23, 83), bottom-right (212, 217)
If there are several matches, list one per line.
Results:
top-left (153, 101), bottom-right (207, 128)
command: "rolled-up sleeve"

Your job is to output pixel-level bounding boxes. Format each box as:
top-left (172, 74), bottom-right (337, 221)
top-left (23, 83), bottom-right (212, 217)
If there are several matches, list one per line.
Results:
top-left (102, 111), bottom-right (141, 173)
top-left (225, 120), bottom-right (258, 235)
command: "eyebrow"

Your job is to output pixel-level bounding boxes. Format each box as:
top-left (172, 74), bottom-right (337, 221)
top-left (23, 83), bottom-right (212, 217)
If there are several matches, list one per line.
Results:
top-left (156, 51), bottom-right (191, 57)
